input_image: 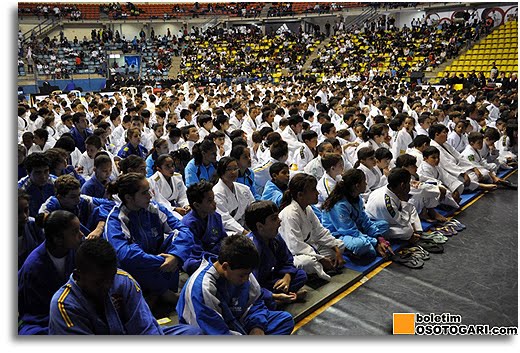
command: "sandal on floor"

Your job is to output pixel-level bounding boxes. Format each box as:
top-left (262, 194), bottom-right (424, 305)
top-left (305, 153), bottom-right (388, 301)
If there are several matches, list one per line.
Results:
top-left (443, 220), bottom-right (465, 232)
top-left (391, 252), bottom-right (424, 269)
top-left (420, 231), bottom-right (448, 244)
top-left (401, 246), bottom-right (430, 261)
top-left (416, 239), bottom-right (444, 254)
top-left (433, 225), bottom-right (457, 236)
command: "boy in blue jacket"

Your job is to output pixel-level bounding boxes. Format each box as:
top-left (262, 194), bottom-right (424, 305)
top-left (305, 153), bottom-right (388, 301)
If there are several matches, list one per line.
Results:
top-left (245, 200), bottom-right (307, 310)
top-left (176, 234), bottom-right (295, 335)
top-left (181, 180), bottom-right (227, 275)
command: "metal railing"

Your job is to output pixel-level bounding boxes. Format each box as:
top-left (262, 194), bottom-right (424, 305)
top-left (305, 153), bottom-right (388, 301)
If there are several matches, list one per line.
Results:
top-left (21, 17), bottom-right (60, 44)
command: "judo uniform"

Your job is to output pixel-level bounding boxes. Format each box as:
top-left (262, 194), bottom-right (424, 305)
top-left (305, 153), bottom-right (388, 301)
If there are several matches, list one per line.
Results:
top-left (279, 200), bottom-right (345, 281)
top-left (248, 232), bottom-right (307, 310)
top-left (148, 171), bottom-right (188, 215)
top-left (447, 131), bottom-right (468, 153)
top-left (365, 186), bottom-right (423, 241)
top-left (322, 198), bottom-right (389, 258)
top-left (213, 179), bottom-right (255, 236)
top-left (236, 168), bottom-right (260, 200)
top-left (176, 255), bottom-right (294, 335)
top-left (430, 140), bottom-right (479, 191)
top-left (18, 242), bottom-right (75, 335)
top-left (18, 175), bottom-right (57, 218)
top-left (417, 162), bottom-right (462, 208)
top-left (461, 145), bottom-right (495, 182)
top-left (292, 144), bottom-right (315, 171)
top-left (181, 210), bottom-right (227, 275)
top-left (303, 156), bottom-right (325, 180)
top-left (39, 195), bottom-right (110, 235)
top-left (18, 217), bottom-right (45, 269)
top-left (253, 157), bottom-right (277, 196)
top-left (80, 174), bottom-right (110, 199)
top-left (357, 163), bottom-right (387, 201)
top-left (104, 201), bottom-right (194, 294)
top-left (117, 142), bottom-right (148, 159)
top-left (261, 180), bottom-right (284, 207)
top-left (184, 159), bottom-right (217, 187)
top-left (49, 270), bottom-right (202, 335)
top-left (317, 173), bottom-right (339, 208)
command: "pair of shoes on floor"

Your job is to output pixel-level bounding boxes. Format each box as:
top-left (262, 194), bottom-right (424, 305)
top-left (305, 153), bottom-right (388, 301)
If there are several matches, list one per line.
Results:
top-left (443, 218), bottom-right (465, 231)
top-left (391, 247), bottom-right (427, 269)
top-left (416, 239), bottom-right (444, 254)
top-left (497, 179), bottom-right (518, 189)
top-left (420, 231), bottom-right (448, 244)
top-left (432, 225), bottom-right (457, 236)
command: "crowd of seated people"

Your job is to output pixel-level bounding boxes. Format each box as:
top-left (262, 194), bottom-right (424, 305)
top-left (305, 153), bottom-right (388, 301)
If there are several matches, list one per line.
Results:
top-left (17, 73), bottom-right (517, 335)
top-left (179, 26), bottom-right (322, 85)
top-left (307, 13), bottom-right (485, 84)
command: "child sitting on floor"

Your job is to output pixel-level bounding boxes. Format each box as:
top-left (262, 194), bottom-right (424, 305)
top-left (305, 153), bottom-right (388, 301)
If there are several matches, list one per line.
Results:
top-left (245, 200), bottom-right (308, 310)
top-left (261, 162), bottom-right (290, 207)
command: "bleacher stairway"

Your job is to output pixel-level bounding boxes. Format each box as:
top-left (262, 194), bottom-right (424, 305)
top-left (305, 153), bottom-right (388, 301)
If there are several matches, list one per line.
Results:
top-left (302, 36), bottom-right (332, 73)
top-left (168, 56), bottom-right (182, 78)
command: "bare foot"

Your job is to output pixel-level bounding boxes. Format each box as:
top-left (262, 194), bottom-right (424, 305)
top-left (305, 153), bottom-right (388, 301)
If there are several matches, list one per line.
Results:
top-left (480, 183), bottom-right (498, 191)
top-left (295, 289), bottom-right (308, 302)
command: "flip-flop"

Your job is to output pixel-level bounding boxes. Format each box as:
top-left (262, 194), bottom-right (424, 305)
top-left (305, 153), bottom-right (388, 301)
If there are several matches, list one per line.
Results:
top-left (416, 239), bottom-right (444, 254)
top-left (401, 246), bottom-right (430, 261)
top-left (420, 231), bottom-right (448, 244)
top-left (443, 220), bottom-right (464, 232)
top-left (449, 219), bottom-right (466, 230)
top-left (391, 252), bottom-right (424, 269)
top-left (433, 225), bottom-right (457, 237)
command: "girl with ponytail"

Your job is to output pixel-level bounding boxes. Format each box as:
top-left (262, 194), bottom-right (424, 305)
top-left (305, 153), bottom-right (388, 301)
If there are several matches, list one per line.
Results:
top-left (321, 169), bottom-right (392, 261)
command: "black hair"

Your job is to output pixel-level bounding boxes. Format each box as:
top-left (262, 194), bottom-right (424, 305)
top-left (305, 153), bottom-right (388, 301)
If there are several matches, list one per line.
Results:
top-left (39, 210), bottom-right (78, 249)
top-left (483, 127), bottom-right (500, 141)
top-left (279, 173), bottom-right (317, 210)
top-left (410, 135), bottom-right (431, 148)
top-left (215, 156), bottom-right (238, 179)
top-left (94, 153), bottom-right (112, 168)
top-left (322, 168), bottom-right (365, 211)
top-left (119, 155), bottom-right (145, 174)
top-left (375, 147), bottom-right (393, 161)
top-left (24, 152), bottom-right (50, 173)
top-left (54, 135), bottom-right (77, 153)
top-left (357, 147), bottom-right (375, 162)
top-left (218, 234), bottom-right (259, 270)
top-left (368, 123), bottom-right (387, 140)
top-left (85, 135), bottom-right (102, 149)
top-left (321, 122), bottom-right (335, 135)
top-left (468, 131), bottom-right (484, 144)
top-left (387, 168), bottom-right (411, 189)
top-left (33, 128), bottom-right (49, 142)
top-left (192, 139), bottom-right (216, 165)
top-left (186, 180), bottom-right (214, 207)
top-left (76, 238), bottom-right (117, 273)
top-left (321, 153), bottom-right (343, 171)
top-left (269, 140), bottom-right (289, 160)
top-left (106, 172), bottom-right (145, 205)
top-left (155, 153), bottom-right (174, 171)
top-left (428, 124), bottom-right (449, 140)
top-left (244, 200), bottom-right (279, 233)
top-left (395, 154), bottom-right (417, 168)
top-left (301, 129), bottom-right (318, 143)
top-left (269, 162), bottom-right (289, 178)
top-left (422, 146), bottom-right (440, 159)
top-left (230, 145), bottom-right (249, 161)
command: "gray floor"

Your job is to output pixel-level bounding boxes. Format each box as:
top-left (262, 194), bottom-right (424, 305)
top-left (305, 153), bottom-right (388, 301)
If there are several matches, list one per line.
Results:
top-left (295, 173), bottom-right (518, 335)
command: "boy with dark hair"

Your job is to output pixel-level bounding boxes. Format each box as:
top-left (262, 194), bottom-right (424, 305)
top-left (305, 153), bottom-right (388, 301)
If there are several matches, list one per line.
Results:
top-left (181, 180), bottom-right (227, 275)
top-left (245, 200), bottom-right (307, 310)
top-left (49, 238), bottom-right (202, 335)
top-left (80, 153), bottom-right (113, 198)
top-left (261, 162), bottom-right (290, 207)
top-left (18, 152), bottom-right (57, 217)
top-left (70, 112), bottom-right (93, 153)
top-left (253, 140), bottom-right (289, 195)
top-left (176, 234), bottom-right (295, 335)
top-left (292, 129), bottom-right (318, 171)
